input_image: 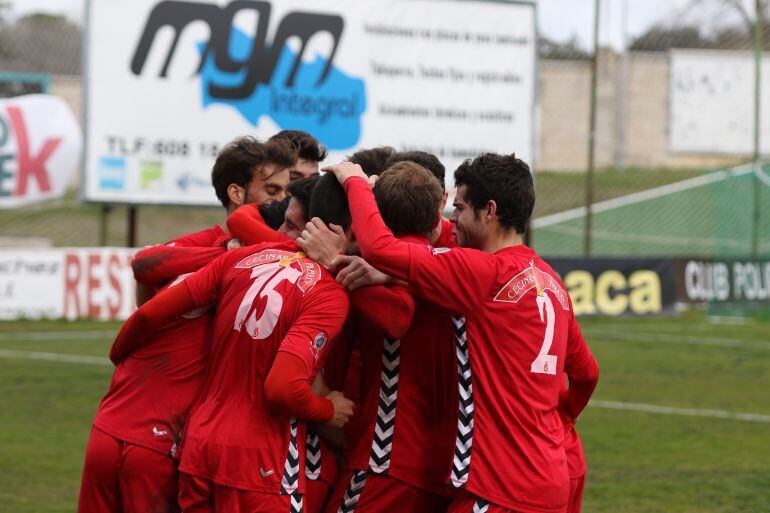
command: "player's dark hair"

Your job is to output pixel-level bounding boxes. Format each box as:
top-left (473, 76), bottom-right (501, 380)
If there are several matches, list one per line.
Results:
top-left (387, 151), bottom-right (446, 190)
top-left (308, 173), bottom-right (351, 231)
top-left (347, 146), bottom-right (396, 176)
top-left (258, 198), bottom-right (290, 231)
top-left (374, 162), bottom-right (442, 237)
top-left (287, 175), bottom-right (319, 218)
top-left (453, 153), bottom-right (534, 234)
top-left (211, 136), bottom-right (296, 208)
top-left (269, 130), bottom-right (327, 163)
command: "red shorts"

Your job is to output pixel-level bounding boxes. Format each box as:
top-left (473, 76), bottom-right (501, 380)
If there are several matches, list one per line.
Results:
top-left (178, 472), bottom-right (302, 513)
top-left (568, 475), bottom-right (585, 513)
top-left (305, 479), bottom-right (332, 513)
top-left (78, 426), bottom-right (179, 513)
top-left (324, 470), bottom-right (451, 513)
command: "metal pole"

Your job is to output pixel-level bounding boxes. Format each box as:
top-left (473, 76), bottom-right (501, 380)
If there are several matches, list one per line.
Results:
top-left (752, 0), bottom-right (763, 258)
top-left (98, 204), bottom-right (110, 246)
top-left (585, 0), bottom-right (601, 256)
top-left (615, 0), bottom-right (629, 170)
top-left (127, 206), bottom-right (138, 247)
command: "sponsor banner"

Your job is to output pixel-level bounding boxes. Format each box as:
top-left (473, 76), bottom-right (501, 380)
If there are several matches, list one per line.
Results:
top-left (548, 258), bottom-right (676, 317)
top-left (677, 258), bottom-right (770, 304)
top-left (0, 248), bottom-right (136, 320)
top-left (0, 94), bottom-right (82, 208)
top-left (84, 0), bottom-right (536, 205)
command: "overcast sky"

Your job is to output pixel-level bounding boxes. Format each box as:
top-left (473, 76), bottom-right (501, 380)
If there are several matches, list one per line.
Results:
top-left (8, 0), bottom-right (759, 50)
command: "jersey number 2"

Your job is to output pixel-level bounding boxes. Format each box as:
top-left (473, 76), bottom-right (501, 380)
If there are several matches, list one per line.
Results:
top-left (234, 263), bottom-right (301, 340)
top-left (531, 291), bottom-right (557, 375)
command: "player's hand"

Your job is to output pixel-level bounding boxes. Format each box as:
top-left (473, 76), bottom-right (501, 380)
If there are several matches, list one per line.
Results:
top-left (335, 254), bottom-right (391, 291)
top-left (296, 218), bottom-right (346, 268)
top-left (322, 161), bottom-right (369, 185)
top-left (326, 391), bottom-right (355, 428)
top-left (227, 237), bottom-right (243, 251)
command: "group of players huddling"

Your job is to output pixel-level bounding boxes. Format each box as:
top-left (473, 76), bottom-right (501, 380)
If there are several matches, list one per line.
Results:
top-left (78, 131), bottom-right (599, 513)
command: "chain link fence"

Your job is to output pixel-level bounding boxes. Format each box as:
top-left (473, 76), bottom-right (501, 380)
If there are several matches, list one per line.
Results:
top-left (0, 1), bottom-right (768, 256)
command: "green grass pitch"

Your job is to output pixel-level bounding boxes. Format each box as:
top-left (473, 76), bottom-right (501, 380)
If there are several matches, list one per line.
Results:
top-left (1, 314), bottom-right (769, 512)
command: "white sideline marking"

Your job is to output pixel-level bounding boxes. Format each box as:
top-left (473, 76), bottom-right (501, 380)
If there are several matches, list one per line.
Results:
top-left (0, 349), bottom-right (111, 366)
top-left (0, 330), bottom-right (115, 342)
top-left (591, 400), bottom-right (770, 423)
top-left (2, 349), bottom-right (768, 424)
top-left (531, 164), bottom-right (754, 229)
top-left (582, 329), bottom-right (770, 349)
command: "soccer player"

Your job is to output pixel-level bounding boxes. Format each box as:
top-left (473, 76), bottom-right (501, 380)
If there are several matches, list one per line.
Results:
top-left (270, 130), bottom-right (327, 180)
top-left (320, 162), bottom-right (456, 513)
top-left (385, 150), bottom-right (454, 248)
top-left (108, 176), bottom-right (356, 513)
top-left (78, 137), bottom-right (296, 513)
top-left (347, 146), bottom-right (396, 176)
top-left (317, 154), bottom-right (599, 513)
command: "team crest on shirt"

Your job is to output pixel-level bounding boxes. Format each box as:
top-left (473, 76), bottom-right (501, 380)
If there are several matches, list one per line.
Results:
top-left (493, 264), bottom-right (570, 310)
top-left (234, 250), bottom-right (298, 269)
top-left (432, 247), bottom-right (451, 255)
top-left (311, 332), bottom-right (328, 360)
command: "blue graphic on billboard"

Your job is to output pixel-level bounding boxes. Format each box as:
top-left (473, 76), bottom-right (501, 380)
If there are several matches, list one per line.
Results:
top-left (130, 1), bottom-right (367, 150)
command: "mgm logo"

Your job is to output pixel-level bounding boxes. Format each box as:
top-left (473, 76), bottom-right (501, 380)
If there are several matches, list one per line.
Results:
top-left (130, 0), bottom-right (345, 100)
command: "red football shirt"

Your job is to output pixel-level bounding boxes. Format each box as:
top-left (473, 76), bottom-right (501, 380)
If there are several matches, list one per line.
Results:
top-left (433, 217), bottom-right (457, 248)
top-left (94, 226), bottom-right (222, 455)
top-left (345, 238), bottom-right (457, 496)
top-left (343, 177), bottom-right (599, 513)
top-left (179, 241), bottom-right (349, 495)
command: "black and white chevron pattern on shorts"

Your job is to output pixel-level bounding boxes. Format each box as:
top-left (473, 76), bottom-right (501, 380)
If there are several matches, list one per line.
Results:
top-left (450, 315), bottom-right (474, 488)
top-left (368, 337), bottom-right (400, 473)
top-left (472, 498), bottom-right (489, 513)
top-left (305, 431), bottom-right (321, 480)
top-left (337, 470), bottom-right (368, 513)
top-left (281, 418), bottom-right (300, 494)
top-left (289, 492), bottom-right (303, 513)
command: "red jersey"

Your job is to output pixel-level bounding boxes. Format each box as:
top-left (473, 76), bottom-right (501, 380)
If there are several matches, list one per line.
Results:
top-left (433, 218), bottom-right (457, 248)
top-left (343, 177), bottom-right (599, 513)
top-left (179, 241), bottom-right (349, 495)
top-left (94, 226), bottom-right (223, 456)
top-left (345, 240), bottom-right (457, 495)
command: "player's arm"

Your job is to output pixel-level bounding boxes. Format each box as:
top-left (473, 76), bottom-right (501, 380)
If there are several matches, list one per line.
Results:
top-left (314, 165), bottom-right (498, 313)
top-left (349, 283), bottom-right (415, 340)
top-left (227, 203), bottom-right (290, 245)
top-left (561, 316), bottom-right (600, 423)
top-left (110, 251), bottom-right (228, 364)
top-left (264, 284), bottom-right (354, 426)
top-left (132, 227), bottom-right (227, 285)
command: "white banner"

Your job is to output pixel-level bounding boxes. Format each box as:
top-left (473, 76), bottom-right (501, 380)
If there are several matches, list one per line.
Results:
top-left (0, 95), bottom-right (82, 208)
top-left (0, 248), bottom-right (137, 320)
top-left (669, 49), bottom-right (770, 155)
top-left (84, 0), bottom-right (536, 205)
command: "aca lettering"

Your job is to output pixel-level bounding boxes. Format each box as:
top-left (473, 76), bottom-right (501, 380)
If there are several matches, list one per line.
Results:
top-left (565, 270), bottom-right (662, 316)
top-left (63, 251), bottom-right (135, 320)
top-left (0, 106), bottom-right (61, 198)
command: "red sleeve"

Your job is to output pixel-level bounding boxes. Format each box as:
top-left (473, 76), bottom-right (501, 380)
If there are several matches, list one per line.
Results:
top-left (350, 285), bottom-right (415, 340)
top-left (343, 176), bottom-right (498, 313)
top-left (131, 226), bottom-right (226, 285)
top-left (109, 283), bottom-right (197, 364)
top-left (562, 316), bottom-right (600, 422)
top-left (321, 317), bottom-right (355, 390)
top-left (227, 203), bottom-right (290, 245)
top-left (132, 245), bottom-right (226, 285)
top-left (278, 281), bottom-right (349, 377)
top-left (264, 352), bottom-right (334, 422)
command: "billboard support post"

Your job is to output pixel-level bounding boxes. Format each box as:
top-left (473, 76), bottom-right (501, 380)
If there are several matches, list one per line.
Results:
top-left (584, 0), bottom-right (601, 257)
top-left (752, 0), bottom-right (763, 258)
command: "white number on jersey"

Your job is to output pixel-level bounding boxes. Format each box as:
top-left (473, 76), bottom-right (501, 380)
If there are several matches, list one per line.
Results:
top-left (234, 263), bottom-right (302, 340)
top-left (530, 291), bottom-right (558, 375)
